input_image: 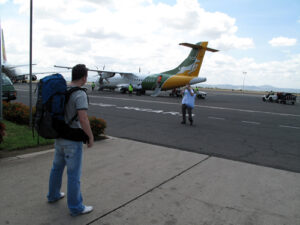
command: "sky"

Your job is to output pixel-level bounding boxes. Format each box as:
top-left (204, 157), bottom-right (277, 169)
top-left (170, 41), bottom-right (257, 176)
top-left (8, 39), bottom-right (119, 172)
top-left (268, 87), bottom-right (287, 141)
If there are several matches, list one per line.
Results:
top-left (0, 0), bottom-right (300, 89)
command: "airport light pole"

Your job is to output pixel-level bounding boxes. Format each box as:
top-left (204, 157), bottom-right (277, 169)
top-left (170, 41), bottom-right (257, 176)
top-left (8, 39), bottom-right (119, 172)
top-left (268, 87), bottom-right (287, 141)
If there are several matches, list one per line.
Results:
top-left (242, 71), bottom-right (247, 94)
top-left (0, 21), bottom-right (2, 121)
top-left (29, 0), bottom-right (33, 127)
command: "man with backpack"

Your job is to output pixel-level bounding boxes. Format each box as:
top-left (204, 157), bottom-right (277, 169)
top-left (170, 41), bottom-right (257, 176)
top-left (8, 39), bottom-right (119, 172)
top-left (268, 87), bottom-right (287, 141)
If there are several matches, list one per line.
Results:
top-left (47, 64), bottom-right (94, 216)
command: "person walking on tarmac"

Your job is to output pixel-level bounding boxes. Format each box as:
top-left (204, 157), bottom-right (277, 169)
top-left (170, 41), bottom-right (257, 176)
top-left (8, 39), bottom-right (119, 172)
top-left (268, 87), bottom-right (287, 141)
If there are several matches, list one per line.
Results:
top-left (128, 83), bottom-right (133, 96)
top-left (181, 84), bottom-right (196, 125)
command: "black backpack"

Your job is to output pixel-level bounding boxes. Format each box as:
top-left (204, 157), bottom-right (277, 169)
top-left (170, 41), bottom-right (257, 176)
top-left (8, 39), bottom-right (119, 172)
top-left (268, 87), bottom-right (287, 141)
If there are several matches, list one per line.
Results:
top-left (34, 73), bottom-right (89, 142)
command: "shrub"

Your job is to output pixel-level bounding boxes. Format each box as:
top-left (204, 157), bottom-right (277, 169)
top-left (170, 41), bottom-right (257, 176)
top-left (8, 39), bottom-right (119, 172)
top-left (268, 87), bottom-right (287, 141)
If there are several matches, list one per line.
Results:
top-left (3, 101), bottom-right (31, 125)
top-left (89, 116), bottom-right (107, 139)
top-left (0, 121), bottom-right (5, 144)
top-left (2, 101), bottom-right (107, 140)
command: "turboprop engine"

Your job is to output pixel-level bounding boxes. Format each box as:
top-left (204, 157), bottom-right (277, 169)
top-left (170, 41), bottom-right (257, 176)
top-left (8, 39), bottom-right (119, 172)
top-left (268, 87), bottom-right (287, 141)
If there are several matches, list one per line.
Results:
top-left (189, 77), bottom-right (207, 85)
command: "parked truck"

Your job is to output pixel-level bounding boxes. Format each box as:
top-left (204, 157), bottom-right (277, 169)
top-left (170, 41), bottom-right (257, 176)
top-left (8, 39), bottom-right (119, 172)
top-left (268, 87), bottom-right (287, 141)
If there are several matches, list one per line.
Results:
top-left (1, 73), bottom-right (17, 102)
top-left (262, 92), bottom-right (296, 105)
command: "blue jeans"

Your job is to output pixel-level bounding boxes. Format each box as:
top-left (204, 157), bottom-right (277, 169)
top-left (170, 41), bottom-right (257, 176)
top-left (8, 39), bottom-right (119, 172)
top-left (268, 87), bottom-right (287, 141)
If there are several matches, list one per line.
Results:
top-left (47, 139), bottom-right (85, 215)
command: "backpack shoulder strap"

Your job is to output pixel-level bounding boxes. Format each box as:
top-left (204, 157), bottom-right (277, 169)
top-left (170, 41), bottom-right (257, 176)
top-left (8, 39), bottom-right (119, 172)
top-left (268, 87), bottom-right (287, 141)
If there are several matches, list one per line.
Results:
top-left (65, 87), bottom-right (87, 103)
top-left (65, 87), bottom-right (88, 124)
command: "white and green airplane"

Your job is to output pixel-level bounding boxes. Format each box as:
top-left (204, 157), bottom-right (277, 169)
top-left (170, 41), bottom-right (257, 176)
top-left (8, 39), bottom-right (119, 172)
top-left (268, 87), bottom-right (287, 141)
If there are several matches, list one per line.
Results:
top-left (55, 41), bottom-right (218, 96)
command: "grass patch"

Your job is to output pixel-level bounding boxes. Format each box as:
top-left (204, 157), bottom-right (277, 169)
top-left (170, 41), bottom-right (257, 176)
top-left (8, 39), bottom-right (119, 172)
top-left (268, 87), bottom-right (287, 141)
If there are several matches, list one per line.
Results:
top-left (0, 120), bottom-right (54, 151)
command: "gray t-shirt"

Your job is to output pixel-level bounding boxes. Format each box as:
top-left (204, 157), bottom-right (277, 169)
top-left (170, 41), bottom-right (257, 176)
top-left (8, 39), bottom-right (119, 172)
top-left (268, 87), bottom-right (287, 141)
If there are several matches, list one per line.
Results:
top-left (64, 87), bottom-right (88, 129)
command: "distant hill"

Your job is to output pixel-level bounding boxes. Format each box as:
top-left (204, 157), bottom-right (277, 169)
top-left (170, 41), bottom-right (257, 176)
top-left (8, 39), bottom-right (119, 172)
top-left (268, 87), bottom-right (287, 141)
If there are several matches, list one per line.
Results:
top-left (199, 84), bottom-right (300, 93)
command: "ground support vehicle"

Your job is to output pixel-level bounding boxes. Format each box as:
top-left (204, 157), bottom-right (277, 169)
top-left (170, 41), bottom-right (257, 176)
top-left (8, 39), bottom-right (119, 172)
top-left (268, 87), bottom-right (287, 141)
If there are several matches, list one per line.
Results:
top-left (1, 73), bottom-right (17, 102)
top-left (195, 90), bottom-right (206, 99)
top-left (277, 92), bottom-right (297, 105)
top-left (262, 92), bottom-right (278, 102)
top-left (262, 92), bottom-right (296, 105)
top-left (169, 88), bottom-right (206, 99)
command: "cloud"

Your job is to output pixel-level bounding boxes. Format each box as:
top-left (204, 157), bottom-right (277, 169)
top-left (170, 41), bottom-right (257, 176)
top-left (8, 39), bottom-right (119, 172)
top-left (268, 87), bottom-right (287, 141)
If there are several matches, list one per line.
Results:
top-left (81, 29), bottom-right (125, 40)
top-left (269, 37), bottom-right (297, 47)
top-left (202, 53), bottom-right (300, 89)
top-left (3, 0), bottom-right (299, 89)
top-left (211, 34), bottom-right (254, 50)
top-left (85, 0), bottom-right (112, 5)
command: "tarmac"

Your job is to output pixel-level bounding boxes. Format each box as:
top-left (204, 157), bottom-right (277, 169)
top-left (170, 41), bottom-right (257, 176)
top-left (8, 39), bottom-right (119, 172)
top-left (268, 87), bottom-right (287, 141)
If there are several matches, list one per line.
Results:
top-left (0, 137), bottom-right (299, 225)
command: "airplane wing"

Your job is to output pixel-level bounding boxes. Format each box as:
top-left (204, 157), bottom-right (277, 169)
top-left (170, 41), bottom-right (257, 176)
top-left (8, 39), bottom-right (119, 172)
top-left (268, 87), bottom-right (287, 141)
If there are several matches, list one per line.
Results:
top-left (19, 71), bottom-right (64, 80)
top-left (22, 71), bottom-right (58, 76)
top-left (4, 64), bottom-right (37, 69)
top-left (54, 65), bottom-right (138, 79)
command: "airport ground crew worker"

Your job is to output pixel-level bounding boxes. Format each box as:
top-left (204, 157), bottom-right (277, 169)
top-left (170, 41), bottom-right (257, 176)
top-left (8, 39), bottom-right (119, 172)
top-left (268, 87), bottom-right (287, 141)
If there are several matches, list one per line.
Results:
top-left (156, 75), bottom-right (162, 88)
top-left (128, 83), bottom-right (133, 96)
top-left (91, 82), bottom-right (95, 91)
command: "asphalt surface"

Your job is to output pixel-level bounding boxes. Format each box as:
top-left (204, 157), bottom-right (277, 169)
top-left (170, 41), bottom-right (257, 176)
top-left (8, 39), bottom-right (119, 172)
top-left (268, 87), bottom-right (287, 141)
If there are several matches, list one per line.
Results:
top-left (15, 83), bottom-right (300, 173)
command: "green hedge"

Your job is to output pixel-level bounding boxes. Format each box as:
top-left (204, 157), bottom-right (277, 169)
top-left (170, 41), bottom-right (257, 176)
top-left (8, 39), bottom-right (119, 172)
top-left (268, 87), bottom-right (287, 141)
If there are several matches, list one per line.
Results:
top-left (1, 101), bottom-right (107, 141)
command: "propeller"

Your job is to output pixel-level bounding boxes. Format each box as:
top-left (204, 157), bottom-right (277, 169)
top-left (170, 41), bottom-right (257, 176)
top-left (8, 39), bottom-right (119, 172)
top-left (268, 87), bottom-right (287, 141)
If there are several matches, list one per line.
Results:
top-left (98, 71), bottom-right (115, 83)
top-left (94, 65), bottom-right (115, 84)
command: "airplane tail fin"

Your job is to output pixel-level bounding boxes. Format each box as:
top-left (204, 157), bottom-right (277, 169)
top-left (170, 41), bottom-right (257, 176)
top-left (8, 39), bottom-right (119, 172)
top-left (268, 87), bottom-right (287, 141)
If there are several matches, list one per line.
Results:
top-left (162, 42), bottom-right (218, 77)
top-left (1, 28), bottom-right (7, 64)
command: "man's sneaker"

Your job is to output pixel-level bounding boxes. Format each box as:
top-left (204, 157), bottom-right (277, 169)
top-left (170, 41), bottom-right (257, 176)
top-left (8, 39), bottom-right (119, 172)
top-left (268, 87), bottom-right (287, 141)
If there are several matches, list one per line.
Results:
top-left (190, 120), bottom-right (193, 126)
top-left (70, 205), bottom-right (94, 216)
top-left (81, 206), bottom-right (93, 215)
top-left (48, 192), bottom-right (65, 203)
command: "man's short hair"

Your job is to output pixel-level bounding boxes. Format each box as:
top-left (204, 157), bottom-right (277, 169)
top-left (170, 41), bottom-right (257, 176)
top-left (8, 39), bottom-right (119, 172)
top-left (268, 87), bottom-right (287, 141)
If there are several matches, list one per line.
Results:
top-left (72, 64), bottom-right (88, 81)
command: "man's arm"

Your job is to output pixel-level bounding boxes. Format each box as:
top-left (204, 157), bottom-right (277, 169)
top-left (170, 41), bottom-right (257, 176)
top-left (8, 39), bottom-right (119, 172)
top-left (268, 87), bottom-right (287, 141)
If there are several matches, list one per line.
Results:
top-left (189, 88), bottom-right (194, 96)
top-left (186, 87), bottom-right (194, 96)
top-left (78, 109), bottom-right (94, 148)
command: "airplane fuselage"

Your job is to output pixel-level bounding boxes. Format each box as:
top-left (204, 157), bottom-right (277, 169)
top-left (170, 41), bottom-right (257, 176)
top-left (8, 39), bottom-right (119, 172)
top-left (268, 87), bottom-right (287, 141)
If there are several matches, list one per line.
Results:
top-left (141, 73), bottom-right (206, 90)
top-left (98, 72), bottom-right (206, 91)
top-left (98, 73), bottom-right (146, 90)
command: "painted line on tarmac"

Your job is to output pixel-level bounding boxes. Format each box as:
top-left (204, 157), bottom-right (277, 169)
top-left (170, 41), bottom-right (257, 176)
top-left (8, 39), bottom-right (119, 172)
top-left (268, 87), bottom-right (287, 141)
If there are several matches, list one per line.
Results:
top-left (14, 88), bottom-right (28, 92)
top-left (197, 105), bottom-right (300, 117)
top-left (208, 116), bottom-right (225, 120)
top-left (279, 125), bottom-right (300, 130)
top-left (92, 102), bottom-right (300, 130)
top-left (89, 95), bottom-right (300, 118)
top-left (242, 121), bottom-right (261, 125)
top-left (90, 102), bottom-right (183, 116)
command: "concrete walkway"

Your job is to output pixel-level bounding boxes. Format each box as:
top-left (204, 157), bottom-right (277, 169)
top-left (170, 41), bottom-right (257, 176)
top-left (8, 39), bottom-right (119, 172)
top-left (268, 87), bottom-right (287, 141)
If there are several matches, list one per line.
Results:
top-left (0, 137), bottom-right (299, 225)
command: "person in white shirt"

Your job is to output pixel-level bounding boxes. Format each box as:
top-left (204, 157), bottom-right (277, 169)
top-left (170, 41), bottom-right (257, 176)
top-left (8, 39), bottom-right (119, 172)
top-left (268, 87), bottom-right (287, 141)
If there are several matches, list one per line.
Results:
top-left (181, 84), bottom-right (195, 125)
